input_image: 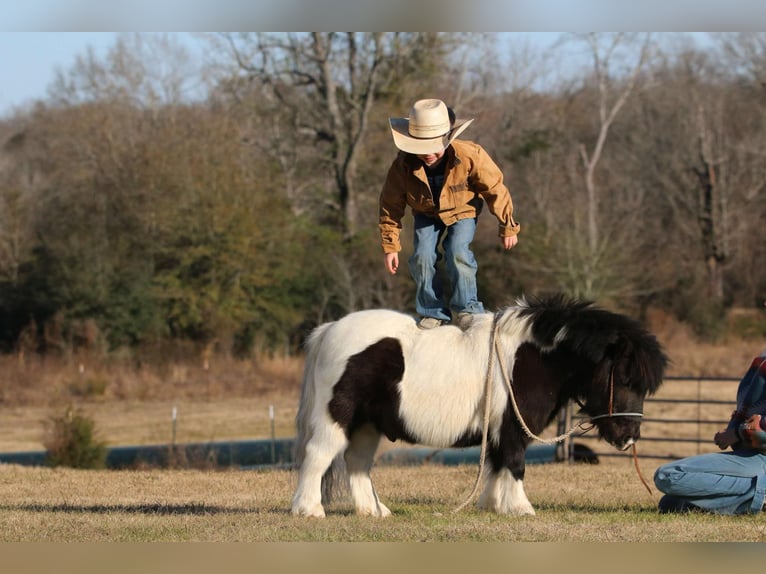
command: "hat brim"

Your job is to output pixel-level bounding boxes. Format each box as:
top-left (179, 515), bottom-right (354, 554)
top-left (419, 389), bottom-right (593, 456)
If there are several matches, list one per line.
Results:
top-left (389, 117), bottom-right (474, 154)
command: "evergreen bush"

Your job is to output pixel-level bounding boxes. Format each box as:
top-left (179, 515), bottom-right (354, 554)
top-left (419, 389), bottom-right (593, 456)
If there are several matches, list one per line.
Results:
top-left (43, 407), bottom-right (108, 469)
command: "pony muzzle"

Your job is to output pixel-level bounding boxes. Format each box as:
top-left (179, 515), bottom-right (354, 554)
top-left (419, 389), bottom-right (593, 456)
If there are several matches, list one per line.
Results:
top-left (619, 437), bottom-right (636, 451)
top-left (590, 412), bottom-right (643, 451)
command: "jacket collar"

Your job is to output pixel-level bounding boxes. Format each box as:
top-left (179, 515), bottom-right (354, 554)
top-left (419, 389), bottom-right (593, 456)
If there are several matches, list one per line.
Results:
top-left (402, 143), bottom-right (463, 170)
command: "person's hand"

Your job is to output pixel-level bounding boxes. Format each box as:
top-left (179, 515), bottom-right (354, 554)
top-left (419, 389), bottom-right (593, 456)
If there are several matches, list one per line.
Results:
top-left (502, 235), bottom-right (518, 250)
top-left (714, 428), bottom-right (738, 450)
top-left (740, 414), bottom-right (766, 448)
top-left (385, 252), bottom-right (399, 275)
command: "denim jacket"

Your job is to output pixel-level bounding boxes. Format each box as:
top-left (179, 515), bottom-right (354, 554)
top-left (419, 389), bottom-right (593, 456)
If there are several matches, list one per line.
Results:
top-left (378, 139), bottom-right (520, 254)
top-left (726, 351), bottom-right (766, 451)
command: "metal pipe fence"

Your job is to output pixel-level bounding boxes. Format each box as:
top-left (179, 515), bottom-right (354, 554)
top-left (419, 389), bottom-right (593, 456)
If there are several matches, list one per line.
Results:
top-left (558, 376), bottom-right (741, 463)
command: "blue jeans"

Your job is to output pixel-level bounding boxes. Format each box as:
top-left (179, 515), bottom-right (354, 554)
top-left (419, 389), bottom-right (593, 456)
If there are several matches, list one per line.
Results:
top-left (408, 214), bottom-right (484, 321)
top-left (653, 450), bottom-right (766, 514)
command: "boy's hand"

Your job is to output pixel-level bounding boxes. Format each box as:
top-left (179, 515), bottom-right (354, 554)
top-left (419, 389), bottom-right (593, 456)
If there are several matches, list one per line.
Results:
top-left (502, 235), bottom-right (518, 250)
top-left (385, 253), bottom-right (399, 275)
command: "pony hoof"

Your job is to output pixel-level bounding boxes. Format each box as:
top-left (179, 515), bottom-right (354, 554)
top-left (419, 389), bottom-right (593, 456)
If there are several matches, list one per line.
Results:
top-left (478, 500), bottom-right (536, 516)
top-left (357, 503), bottom-right (392, 517)
top-left (292, 504), bottom-right (326, 518)
top-left (377, 503), bottom-right (392, 517)
top-left (512, 506), bottom-right (536, 516)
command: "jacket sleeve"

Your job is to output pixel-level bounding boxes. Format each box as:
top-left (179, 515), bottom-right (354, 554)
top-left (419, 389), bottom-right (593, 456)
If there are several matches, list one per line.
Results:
top-left (378, 159), bottom-right (408, 254)
top-left (470, 145), bottom-right (521, 238)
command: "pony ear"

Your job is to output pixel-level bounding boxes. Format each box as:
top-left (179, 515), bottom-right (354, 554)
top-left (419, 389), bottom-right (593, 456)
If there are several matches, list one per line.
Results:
top-left (607, 335), bottom-right (637, 372)
top-left (602, 334), bottom-right (667, 395)
top-left (582, 335), bottom-right (623, 383)
top-left (579, 332), bottom-right (623, 365)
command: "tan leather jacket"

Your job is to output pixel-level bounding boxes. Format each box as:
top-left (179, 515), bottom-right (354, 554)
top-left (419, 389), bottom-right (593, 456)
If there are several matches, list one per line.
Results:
top-left (378, 139), bottom-right (520, 253)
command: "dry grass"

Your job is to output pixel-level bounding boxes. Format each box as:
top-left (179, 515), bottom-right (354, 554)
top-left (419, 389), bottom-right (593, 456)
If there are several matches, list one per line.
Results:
top-left (0, 353), bottom-right (303, 453)
top-left (0, 351), bottom-right (303, 406)
top-left (647, 306), bottom-right (764, 377)
top-left (0, 459), bottom-right (763, 542)
top-left (0, 396), bottom-right (300, 453)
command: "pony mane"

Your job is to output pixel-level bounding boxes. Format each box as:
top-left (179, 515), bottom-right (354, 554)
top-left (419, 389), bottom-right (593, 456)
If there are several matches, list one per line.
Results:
top-left (513, 293), bottom-right (667, 395)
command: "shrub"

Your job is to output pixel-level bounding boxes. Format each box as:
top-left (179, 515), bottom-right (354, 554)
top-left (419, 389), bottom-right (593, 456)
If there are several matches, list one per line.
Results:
top-left (728, 309), bottom-right (766, 340)
top-left (67, 375), bottom-right (109, 398)
top-left (43, 407), bottom-right (108, 469)
top-left (676, 294), bottom-right (727, 343)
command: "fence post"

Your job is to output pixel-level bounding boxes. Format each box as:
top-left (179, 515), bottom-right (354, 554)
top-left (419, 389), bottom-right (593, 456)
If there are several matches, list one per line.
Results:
top-left (556, 403), bottom-right (572, 463)
top-left (269, 405), bottom-right (276, 464)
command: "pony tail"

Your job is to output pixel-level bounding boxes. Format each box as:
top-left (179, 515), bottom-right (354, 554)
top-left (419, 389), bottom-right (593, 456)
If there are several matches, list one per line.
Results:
top-left (293, 320), bottom-right (350, 507)
top-left (322, 451), bottom-right (349, 506)
top-left (293, 322), bottom-right (334, 470)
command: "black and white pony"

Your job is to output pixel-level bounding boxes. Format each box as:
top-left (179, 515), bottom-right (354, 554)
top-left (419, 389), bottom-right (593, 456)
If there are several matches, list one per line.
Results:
top-left (291, 295), bottom-right (667, 517)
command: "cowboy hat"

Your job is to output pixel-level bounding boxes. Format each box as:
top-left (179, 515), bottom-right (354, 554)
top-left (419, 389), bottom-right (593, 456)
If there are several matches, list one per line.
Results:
top-left (389, 99), bottom-right (474, 155)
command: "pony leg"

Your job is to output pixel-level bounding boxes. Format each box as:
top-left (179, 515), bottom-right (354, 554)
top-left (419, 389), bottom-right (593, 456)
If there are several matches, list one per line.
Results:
top-left (292, 424), bottom-right (348, 517)
top-left (477, 468), bottom-right (536, 516)
top-left (345, 424), bottom-right (391, 517)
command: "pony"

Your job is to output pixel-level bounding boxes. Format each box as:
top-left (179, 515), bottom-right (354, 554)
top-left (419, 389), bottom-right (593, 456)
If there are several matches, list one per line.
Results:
top-left (291, 294), bottom-right (667, 517)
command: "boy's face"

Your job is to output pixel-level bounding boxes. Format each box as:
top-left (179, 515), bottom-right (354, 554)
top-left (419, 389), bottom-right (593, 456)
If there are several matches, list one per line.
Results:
top-left (417, 149), bottom-right (445, 167)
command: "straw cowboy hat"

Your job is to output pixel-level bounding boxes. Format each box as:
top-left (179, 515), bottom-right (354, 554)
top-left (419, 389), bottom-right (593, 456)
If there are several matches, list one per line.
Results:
top-left (389, 99), bottom-right (474, 155)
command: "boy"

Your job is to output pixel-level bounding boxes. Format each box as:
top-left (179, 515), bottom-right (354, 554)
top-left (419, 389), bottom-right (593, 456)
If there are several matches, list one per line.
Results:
top-left (379, 98), bottom-right (520, 329)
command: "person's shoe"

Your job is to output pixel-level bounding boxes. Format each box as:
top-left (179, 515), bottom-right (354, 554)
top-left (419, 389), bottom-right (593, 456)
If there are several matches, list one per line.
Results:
top-left (658, 495), bottom-right (702, 514)
top-left (417, 317), bottom-right (443, 330)
top-left (456, 312), bottom-right (473, 330)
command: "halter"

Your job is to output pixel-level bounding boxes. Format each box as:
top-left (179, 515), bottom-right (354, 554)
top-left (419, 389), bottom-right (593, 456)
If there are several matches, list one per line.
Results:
top-left (575, 368), bottom-right (645, 423)
top-left (568, 344), bottom-right (652, 496)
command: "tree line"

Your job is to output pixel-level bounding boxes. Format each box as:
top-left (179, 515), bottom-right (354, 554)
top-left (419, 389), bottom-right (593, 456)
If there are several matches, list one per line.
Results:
top-left (0, 32), bottom-right (764, 358)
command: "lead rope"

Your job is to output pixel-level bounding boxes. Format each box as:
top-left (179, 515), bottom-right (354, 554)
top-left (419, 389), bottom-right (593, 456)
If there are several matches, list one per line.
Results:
top-left (607, 366), bottom-right (653, 496)
top-left (601, 372), bottom-right (653, 495)
top-left (502, 337), bottom-right (654, 497)
top-left (452, 314), bottom-right (587, 514)
top-left (494, 329), bottom-right (587, 445)
top-left (451, 314), bottom-right (499, 514)
top-left (633, 443), bottom-right (653, 495)
top-left (453, 314), bottom-right (651, 513)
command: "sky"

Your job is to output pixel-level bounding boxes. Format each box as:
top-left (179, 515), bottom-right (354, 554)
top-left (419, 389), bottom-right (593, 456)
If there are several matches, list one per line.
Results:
top-left (0, 1), bottom-right (764, 115)
top-left (0, 32), bottom-right (118, 114)
top-left (0, 32), bottom-right (570, 115)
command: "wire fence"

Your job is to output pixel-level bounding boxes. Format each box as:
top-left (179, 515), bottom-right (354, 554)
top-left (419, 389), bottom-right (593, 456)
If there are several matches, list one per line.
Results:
top-left (558, 376), bottom-right (741, 463)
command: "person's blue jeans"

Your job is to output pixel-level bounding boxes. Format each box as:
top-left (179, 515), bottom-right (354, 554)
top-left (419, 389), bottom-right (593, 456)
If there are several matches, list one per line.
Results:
top-left (408, 214), bottom-right (484, 321)
top-left (653, 450), bottom-right (766, 514)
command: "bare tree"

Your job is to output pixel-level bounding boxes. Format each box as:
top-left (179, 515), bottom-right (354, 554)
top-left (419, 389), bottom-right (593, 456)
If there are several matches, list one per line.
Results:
top-left (642, 43), bottom-right (766, 305)
top-left (575, 33), bottom-right (654, 256)
top-left (715, 32), bottom-right (766, 86)
top-left (49, 33), bottom-right (203, 109)
top-left (208, 32), bottom-right (464, 237)
top-left (506, 33), bottom-right (656, 302)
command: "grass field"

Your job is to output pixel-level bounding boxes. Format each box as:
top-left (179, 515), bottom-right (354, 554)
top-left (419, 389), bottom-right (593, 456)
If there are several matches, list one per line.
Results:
top-left (0, 459), bottom-right (764, 542)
